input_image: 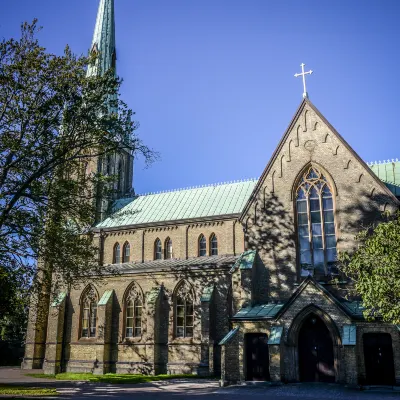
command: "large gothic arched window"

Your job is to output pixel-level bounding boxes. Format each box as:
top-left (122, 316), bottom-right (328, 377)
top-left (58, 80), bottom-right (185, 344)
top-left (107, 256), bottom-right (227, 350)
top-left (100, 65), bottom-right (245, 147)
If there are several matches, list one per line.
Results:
top-left (296, 166), bottom-right (337, 276)
top-left (175, 282), bottom-right (194, 338)
top-left (124, 283), bottom-right (143, 338)
top-left (81, 286), bottom-right (98, 338)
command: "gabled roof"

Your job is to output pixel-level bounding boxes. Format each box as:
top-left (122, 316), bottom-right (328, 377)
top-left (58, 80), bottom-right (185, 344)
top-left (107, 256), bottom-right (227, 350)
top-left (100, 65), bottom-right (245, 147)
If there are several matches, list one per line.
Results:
top-left (369, 160), bottom-right (400, 197)
top-left (239, 98), bottom-right (400, 221)
top-left (231, 277), bottom-right (365, 322)
top-left (96, 179), bottom-right (257, 229)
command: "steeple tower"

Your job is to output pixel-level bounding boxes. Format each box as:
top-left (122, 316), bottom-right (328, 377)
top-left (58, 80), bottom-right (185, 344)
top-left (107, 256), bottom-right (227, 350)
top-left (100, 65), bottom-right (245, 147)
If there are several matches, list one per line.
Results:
top-left (88, 0), bottom-right (134, 222)
top-left (87, 0), bottom-right (116, 77)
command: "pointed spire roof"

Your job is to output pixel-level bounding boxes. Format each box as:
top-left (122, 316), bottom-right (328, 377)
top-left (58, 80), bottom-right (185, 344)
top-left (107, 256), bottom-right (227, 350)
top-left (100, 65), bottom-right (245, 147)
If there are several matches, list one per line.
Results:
top-left (87, 0), bottom-right (116, 77)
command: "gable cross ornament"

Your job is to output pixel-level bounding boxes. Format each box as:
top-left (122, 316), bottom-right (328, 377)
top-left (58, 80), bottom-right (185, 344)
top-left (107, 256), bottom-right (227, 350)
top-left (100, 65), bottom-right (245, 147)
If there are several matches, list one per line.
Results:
top-left (294, 63), bottom-right (313, 98)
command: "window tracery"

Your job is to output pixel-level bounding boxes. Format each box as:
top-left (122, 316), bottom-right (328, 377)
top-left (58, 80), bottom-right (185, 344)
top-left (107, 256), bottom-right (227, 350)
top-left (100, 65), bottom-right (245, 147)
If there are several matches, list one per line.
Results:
top-left (175, 282), bottom-right (194, 338)
top-left (296, 166), bottom-right (337, 276)
top-left (81, 286), bottom-right (97, 338)
top-left (125, 283), bottom-right (143, 338)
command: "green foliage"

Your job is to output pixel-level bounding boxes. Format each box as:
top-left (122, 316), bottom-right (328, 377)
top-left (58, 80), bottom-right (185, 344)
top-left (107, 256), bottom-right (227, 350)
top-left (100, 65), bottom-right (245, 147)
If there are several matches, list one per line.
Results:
top-left (0, 385), bottom-right (57, 396)
top-left (339, 211), bottom-right (400, 324)
top-left (0, 20), bottom-right (156, 320)
top-left (26, 372), bottom-right (208, 384)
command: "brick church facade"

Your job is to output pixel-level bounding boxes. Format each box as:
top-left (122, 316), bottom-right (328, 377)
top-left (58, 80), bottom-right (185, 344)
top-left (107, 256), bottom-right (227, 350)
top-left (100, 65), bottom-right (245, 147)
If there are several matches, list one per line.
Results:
top-left (22, 0), bottom-right (400, 386)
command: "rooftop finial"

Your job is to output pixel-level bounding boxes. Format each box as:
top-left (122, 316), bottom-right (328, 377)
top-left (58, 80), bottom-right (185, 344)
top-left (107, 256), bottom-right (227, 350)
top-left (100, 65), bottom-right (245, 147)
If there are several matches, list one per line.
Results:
top-left (294, 63), bottom-right (313, 99)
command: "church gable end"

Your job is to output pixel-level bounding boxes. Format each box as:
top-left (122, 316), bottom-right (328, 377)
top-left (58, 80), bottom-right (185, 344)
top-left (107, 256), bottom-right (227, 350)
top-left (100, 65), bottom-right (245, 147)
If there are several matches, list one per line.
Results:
top-left (241, 98), bottom-right (399, 299)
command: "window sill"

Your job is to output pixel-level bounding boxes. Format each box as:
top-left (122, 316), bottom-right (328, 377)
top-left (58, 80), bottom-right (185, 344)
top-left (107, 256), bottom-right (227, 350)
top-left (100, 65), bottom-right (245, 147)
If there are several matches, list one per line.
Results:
top-left (169, 337), bottom-right (200, 345)
top-left (78, 337), bottom-right (98, 342)
top-left (121, 337), bottom-right (143, 344)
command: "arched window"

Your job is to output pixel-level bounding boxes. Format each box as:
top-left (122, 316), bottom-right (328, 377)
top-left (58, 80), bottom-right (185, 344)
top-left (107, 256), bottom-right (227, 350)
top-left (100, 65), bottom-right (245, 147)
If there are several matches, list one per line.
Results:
top-left (122, 242), bottom-right (130, 263)
top-left (198, 234), bottom-right (206, 256)
top-left (296, 166), bottom-right (337, 276)
top-left (165, 237), bottom-right (173, 259)
top-left (125, 283), bottom-right (143, 338)
top-left (154, 238), bottom-right (162, 260)
top-left (106, 154), bottom-right (112, 175)
top-left (113, 243), bottom-right (121, 264)
top-left (210, 234), bottom-right (218, 256)
top-left (81, 286), bottom-right (98, 338)
top-left (175, 282), bottom-right (194, 338)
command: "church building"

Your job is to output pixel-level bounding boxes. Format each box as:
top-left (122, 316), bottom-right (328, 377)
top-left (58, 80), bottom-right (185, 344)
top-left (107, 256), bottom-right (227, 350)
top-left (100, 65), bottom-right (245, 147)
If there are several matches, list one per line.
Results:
top-left (23, 0), bottom-right (400, 386)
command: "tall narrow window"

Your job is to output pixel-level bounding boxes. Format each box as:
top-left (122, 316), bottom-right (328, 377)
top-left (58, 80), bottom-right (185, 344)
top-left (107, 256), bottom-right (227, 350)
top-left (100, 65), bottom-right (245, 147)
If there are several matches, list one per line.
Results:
top-left (210, 234), bottom-right (218, 256)
top-left (113, 243), bottom-right (121, 264)
top-left (118, 160), bottom-right (123, 193)
top-left (165, 238), bottom-right (173, 259)
top-left (175, 283), bottom-right (194, 338)
top-left (154, 238), bottom-right (162, 260)
top-left (81, 287), bottom-right (97, 338)
top-left (296, 166), bottom-right (337, 276)
top-left (198, 235), bottom-right (206, 256)
top-left (122, 242), bottom-right (130, 263)
top-left (125, 283), bottom-right (143, 338)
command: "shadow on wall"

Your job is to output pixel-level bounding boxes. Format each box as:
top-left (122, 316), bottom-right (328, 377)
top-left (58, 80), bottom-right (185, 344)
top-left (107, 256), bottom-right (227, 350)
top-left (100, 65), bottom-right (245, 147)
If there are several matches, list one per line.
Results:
top-left (246, 192), bottom-right (296, 302)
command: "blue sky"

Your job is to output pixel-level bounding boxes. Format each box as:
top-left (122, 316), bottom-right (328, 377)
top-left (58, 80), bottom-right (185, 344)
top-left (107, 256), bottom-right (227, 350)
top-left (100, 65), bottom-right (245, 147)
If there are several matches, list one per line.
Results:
top-left (1, 0), bottom-right (400, 194)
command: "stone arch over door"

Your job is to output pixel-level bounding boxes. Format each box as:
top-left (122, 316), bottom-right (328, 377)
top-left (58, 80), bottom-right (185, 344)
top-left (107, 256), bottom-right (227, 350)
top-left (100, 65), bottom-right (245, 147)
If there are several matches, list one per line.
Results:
top-left (286, 304), bottom-right (342, 382)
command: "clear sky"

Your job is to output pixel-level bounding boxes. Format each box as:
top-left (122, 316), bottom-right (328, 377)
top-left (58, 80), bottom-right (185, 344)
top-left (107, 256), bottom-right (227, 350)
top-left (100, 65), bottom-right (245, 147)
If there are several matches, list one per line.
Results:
top-left (1, 0), bottom-right (400, 194)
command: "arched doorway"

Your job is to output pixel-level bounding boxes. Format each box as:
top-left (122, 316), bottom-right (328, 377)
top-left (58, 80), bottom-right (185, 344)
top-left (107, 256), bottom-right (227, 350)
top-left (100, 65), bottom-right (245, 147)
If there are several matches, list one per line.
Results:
top-left (363, 333), bottom-right (395, 385)
top-left (298, 313), bottom-right (335, 382)
top-left (245, 333), bottom-right (270, 381)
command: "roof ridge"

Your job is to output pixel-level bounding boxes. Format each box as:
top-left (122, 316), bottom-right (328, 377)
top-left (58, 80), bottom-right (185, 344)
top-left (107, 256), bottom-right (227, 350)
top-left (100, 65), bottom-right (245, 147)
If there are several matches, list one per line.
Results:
top-left (135, 177), bottom-right (259, 197)
top-left (367, 158), bottom-right (399, 166)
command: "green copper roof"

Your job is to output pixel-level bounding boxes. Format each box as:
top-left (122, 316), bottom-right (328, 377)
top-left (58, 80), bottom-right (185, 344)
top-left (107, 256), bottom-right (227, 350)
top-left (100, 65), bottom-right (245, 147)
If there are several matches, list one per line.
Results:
top-left (98, 289), bottom-right (113, 305)
top-left (219, 326), bottom-right (239, 345)
top-left (87, 0), bottom-right (116, 78)
top-left (369, 160), bottom-right (400, 197)
top-left (230, 250), bottom-right (256, 272)
top-left (233, 303), bottom-right (285, 320)
top-left (97, 179), bottom-right (257, 228)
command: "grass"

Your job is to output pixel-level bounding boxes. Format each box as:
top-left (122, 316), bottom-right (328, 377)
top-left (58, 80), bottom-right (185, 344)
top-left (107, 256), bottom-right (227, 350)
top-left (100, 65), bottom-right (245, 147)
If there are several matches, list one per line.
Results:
top-left (0, 385), bottom-right (58, 396)
top-left (26, 372), bottom-right (209, 384)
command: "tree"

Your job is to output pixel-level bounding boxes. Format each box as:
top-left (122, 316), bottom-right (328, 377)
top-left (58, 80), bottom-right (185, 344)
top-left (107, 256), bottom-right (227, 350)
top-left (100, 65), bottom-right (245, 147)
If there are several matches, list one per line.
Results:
top-left (339, 211), bottom-right (400, 324)
top-left (0, 20), bottom-right (157, 319)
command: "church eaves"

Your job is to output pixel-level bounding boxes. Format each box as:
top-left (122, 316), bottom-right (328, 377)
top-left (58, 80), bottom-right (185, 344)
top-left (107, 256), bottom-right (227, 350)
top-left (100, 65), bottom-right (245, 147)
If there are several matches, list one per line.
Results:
top-left (87, 0), bottom-right (116, 78)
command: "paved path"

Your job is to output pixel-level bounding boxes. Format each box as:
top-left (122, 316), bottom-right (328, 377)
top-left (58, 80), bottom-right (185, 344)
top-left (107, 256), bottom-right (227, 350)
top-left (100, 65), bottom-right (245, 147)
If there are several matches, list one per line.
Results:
top-left (1, 368), bottom-right (400, 399)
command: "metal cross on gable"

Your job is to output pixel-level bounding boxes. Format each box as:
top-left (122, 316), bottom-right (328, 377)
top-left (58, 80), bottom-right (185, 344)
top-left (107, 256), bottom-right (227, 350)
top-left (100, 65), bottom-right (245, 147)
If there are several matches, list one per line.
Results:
top-left (294, 63), bottom-right (313, 98)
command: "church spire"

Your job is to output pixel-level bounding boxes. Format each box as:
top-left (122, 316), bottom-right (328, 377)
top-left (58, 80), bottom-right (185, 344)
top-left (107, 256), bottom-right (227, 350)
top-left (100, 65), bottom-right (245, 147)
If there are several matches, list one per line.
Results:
top-left (87, 0), bottom-right (116, 77)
